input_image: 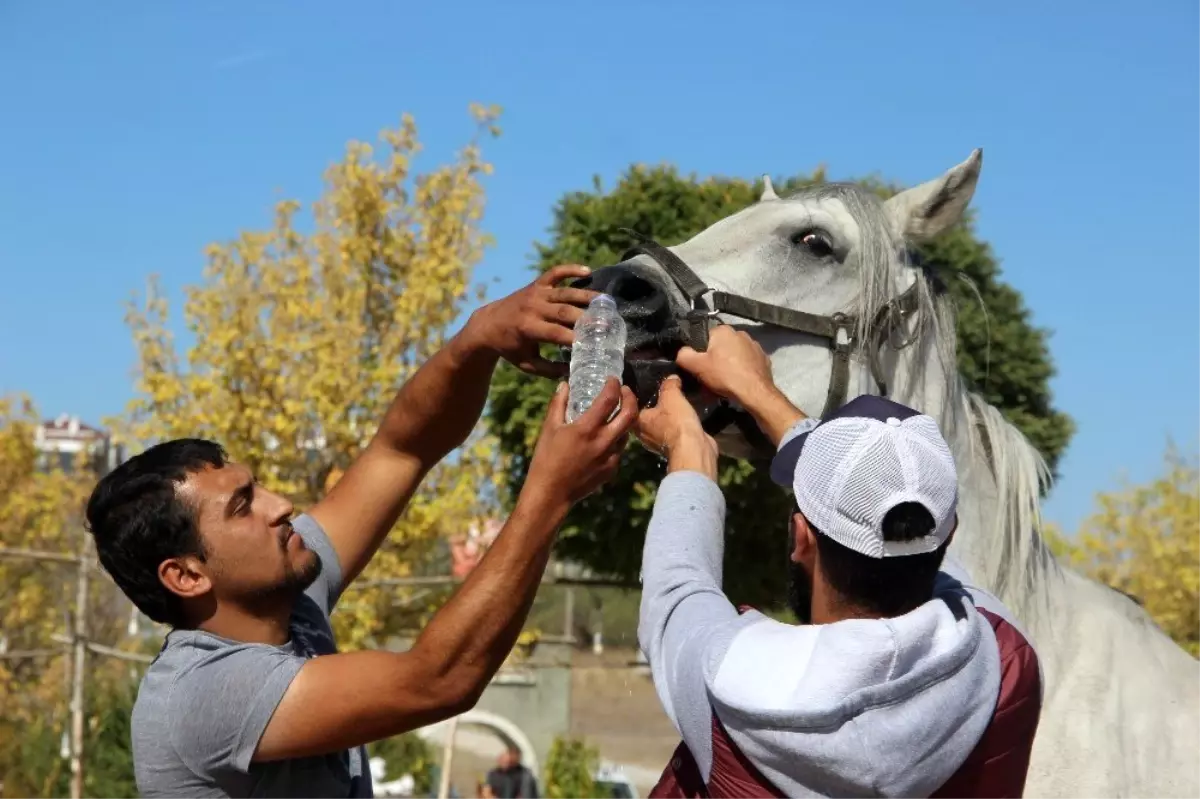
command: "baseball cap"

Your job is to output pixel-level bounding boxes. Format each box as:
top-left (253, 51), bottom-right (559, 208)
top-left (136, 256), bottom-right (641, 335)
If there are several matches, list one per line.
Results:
top-left (769, 395), bottom-right (958, 558)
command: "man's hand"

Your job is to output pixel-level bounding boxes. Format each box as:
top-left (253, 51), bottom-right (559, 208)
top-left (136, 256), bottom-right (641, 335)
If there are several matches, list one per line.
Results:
top-left (636, 377), bottom-right (719, 481)
top-left (465, 265), bottom-right (599, 378)
top-left (524, 378), bottom-right (638, 510)
top-left (676, 326), bottom-right (806, 446)
top-left (675, 326), bottom-right (776, 407)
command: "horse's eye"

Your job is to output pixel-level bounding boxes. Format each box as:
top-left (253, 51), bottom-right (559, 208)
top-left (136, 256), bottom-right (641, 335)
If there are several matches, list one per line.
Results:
top-left (793, 230), bottom-right (834, 258)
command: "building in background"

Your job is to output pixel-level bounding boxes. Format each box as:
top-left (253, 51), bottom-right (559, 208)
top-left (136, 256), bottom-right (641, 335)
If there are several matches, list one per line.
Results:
top-left (34, 413), bottom-right (124, 476)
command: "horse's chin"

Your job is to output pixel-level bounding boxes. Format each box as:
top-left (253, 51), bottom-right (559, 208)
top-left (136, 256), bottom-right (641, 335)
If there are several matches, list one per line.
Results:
top-left (712, 427), bottom-right (758, 462)
top-left (626, 347), bottom-right (666, 363)
top-left (620, 352), bottom-right (685, 409)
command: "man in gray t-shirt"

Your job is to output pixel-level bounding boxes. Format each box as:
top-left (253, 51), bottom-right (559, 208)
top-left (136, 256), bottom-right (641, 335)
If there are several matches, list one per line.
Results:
top-left (85, 267), bottom-right (637, 797)
top-left (131, 513), bottom-right (370, 796)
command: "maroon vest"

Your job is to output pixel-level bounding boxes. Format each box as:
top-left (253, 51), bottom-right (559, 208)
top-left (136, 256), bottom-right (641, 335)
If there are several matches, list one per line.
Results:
top-left (649, 605), bottom-right (1042, 799)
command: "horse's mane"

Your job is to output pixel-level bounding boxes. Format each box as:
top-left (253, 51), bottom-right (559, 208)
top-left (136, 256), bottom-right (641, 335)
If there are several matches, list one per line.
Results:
top-left (791, 182), bottom-right (1060, 622)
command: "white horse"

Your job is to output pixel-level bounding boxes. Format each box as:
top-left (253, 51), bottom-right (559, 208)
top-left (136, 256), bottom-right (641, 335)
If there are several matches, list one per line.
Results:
top-left (585, 151), bottom-right (1199, 797)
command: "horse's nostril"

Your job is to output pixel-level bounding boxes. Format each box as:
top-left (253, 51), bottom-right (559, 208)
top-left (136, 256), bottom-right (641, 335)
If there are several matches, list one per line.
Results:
top-left (613, 275), bottom-right (655, 303)
top-left (583, 266), bottom-right (667, 324)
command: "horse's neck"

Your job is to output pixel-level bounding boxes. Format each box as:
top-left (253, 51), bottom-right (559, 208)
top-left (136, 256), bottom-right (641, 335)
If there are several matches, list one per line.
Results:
top-left (888, 342), bottom-right (986, 562)
top-left (886, 329), bottom-right (1056, 638)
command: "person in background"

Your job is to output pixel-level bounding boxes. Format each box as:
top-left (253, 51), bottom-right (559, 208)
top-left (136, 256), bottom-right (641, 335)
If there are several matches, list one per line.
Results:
top-left (634, 326), bottom-right (1043, 797)
top-left (86, 266), bottom-right (637, 798)
top-left (486, 746), bottom-right (540, 798)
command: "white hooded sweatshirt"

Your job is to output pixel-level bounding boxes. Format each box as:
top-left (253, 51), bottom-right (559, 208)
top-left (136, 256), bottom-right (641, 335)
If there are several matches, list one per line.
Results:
top-left (638, 462), bottom-right (1036, 798)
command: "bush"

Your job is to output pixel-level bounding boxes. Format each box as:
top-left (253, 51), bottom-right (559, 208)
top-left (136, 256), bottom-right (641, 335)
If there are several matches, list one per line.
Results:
top-left (0, 667), bottom-right (138, 798)
top-left (543, 735), bottom-right (598, 799)
top-left (366, 732), bottom-right (435, 795)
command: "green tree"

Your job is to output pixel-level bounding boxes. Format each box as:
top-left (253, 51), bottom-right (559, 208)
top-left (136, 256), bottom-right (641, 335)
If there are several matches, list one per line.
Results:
top-left (542, 735), bottom-right (598, 799)
top-left (366, 732), bottom-right (435, 794)
top-left (487, 164), bottom-right (1073, 606)
top-left (1, 661), bottom-right (139, 799)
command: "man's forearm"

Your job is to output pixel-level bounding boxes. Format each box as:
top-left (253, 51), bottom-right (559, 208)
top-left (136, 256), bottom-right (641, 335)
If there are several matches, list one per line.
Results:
top-left (738, 385), bottom-right (807, 447)
top-left (638, 470), bottom-right (739, 738)
top-left (666, 437), bottom-right (719, 480)
top-left (410, 487), bottom-right (567, 705)
top-left (371, 318), bottom-right (498, 468)
top-left (310, 314), bottom-right (511, 590)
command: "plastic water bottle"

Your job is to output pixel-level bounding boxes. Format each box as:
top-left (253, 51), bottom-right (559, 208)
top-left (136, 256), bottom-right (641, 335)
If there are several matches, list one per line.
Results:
top-left (567, 294), bottom-right (627, 423)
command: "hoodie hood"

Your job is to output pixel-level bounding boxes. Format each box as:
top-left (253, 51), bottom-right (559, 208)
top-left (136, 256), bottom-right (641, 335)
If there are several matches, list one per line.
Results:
top-left (707, 573), bottom-right (1001, 798)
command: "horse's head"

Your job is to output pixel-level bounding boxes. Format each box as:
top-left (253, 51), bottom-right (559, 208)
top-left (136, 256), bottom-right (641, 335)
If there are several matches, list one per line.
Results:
top-left (573, 150), bottom-right (983, 459)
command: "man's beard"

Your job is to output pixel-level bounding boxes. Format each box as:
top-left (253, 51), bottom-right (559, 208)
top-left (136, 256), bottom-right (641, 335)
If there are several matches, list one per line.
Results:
top-left (283, 552), bottom-right (322, 594)
top-left (245, 551), bottom-right (323, 607)
top-left (787, 559), bottom-right (813, 624)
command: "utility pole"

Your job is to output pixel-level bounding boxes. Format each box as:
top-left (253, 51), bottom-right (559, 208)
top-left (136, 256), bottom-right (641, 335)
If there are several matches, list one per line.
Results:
top-left (563, 585), bottom-right (575, 642)
top-left (0, 537), bottom-right (111, 799)
top-left (68, 533), bottom-right (91, 799)
top-left (437, 715), bottom-right (459, 799)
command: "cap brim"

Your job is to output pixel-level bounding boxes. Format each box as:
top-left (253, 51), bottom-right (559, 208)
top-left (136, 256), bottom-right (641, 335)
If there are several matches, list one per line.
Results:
top-left (769, 431), bottom-right (810, 488)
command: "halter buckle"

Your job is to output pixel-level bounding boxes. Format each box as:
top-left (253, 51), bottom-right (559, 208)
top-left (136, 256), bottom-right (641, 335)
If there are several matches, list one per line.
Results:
top-left (830, 312), bottom-right (854, 353)
top-left (689, 290), bottom-right (721, 319)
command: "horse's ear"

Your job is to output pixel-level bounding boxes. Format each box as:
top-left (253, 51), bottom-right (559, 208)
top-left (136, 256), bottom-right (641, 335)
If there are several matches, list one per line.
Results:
top-left (760, 175), bottom-right (779, 202)
top-left (884, 149), bottom-right (982, 242)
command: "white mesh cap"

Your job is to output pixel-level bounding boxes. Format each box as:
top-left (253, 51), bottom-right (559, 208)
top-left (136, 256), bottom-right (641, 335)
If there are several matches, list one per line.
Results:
top-left (770, 395), bottom-right (958, 558)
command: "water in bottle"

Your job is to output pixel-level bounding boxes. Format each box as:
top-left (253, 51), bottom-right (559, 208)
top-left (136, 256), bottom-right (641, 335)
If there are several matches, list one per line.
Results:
top-left (567, 294), bottom-right (627, 423)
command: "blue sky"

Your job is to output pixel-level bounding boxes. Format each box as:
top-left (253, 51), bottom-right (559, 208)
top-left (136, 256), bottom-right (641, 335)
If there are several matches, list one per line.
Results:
top-left (1, 2), bottom-right (1196, 532)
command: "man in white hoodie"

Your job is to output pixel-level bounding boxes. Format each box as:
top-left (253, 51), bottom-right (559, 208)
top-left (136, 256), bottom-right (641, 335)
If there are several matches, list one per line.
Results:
top-left (635, 327), bottom-right (1043, 798)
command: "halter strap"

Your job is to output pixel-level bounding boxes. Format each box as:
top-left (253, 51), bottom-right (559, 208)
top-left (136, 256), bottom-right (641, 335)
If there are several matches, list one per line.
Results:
top-left (620, 231), bottom-right (920, 421)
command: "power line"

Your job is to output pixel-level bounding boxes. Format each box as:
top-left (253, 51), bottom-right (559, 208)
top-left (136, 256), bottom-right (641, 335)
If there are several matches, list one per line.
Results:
top-left (348, 574), bottom-right (640, 591)
top-left (0, 648), bottom-right (63, 661)
top-left (0, 546), bottom-right (80, 564)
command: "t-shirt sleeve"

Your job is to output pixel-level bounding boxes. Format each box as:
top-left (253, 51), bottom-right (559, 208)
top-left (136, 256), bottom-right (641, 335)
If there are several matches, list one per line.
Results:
top-left (291, 512), bottom-right (345, 616)
top-left (168, 644), bottom-right (306, 777)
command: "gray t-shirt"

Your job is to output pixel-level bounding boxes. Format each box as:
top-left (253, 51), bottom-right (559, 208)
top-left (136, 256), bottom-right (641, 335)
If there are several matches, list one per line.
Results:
top-left (131, 514), bottom-right (374, 797)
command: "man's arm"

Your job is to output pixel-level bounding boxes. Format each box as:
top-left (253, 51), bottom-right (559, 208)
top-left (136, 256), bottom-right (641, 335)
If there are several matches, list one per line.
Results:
top-left (633, 378), bottom-right (754, 775)
top-left (254, 380), bottom-right (637, 762)
top-left (675, 326), bottom-right (806, 447)
top-left (310, 266), bottom-right (597, 590)
top-left (634, 332), bottom-right (809, 775)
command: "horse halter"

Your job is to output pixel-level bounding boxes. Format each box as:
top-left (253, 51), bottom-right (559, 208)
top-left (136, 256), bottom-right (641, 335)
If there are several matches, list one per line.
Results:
top-left (619, 231), bottom-right (921, 429)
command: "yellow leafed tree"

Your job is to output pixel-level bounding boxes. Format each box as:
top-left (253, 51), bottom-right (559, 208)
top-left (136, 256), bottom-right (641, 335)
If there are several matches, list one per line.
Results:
top-left (1058, 443), bottom-right (1199, 656)
top-left (113, 105), bottom-right (505, 648)
top-left (0, 396), bottom-right (134, 793)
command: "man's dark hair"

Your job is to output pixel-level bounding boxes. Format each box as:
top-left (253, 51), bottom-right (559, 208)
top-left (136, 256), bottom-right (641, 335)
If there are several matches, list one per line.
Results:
top-left (86, 438), bottom-right (227, 627)
top-left (813, 501), bottom-right (948, 617)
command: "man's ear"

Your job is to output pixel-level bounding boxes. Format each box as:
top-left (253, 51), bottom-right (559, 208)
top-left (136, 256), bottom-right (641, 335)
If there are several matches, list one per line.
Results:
top-left (158, 555), bottom-right (212, 601)
top-left (791, 513), bottom-right (817, 565)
